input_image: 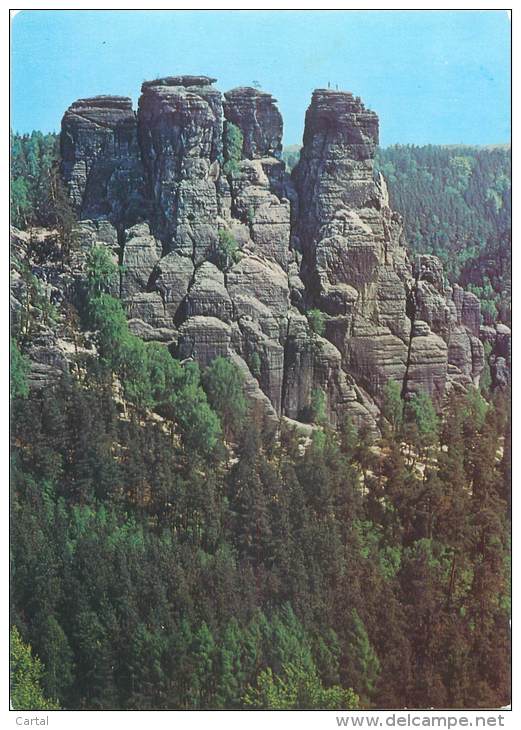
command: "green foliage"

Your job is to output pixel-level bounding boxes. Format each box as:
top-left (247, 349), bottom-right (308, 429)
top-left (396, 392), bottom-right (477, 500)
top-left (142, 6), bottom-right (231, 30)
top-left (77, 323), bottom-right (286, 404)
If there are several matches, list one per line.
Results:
top-left (462, 387), bottom-right (488, 430)
top-left (88, 294), bottom-right (129, 364)
top-left (344, 609), bottom-right (381, 703)
top-left (37, 616), bottom-right (74, 700)
top-left (10, 131), bottom-right (59, 229)
top-left (10, 130), bottom-right (78, 261)
top-left (203, 356), bottom-right (248, 438)
top-left (307, 308), bottom-right (326, 336)
top-left (405, 392), bottom-right (439, 449)
top-left (146, 342), bottom-right (186, 402)
top-left (249, 350), bottom-right (262, 379)
top-left (215, 228), bottom-right (240, 270)
top-left (310, 387), bottom-right (327, 425)
top-left (223, 121), bottom-right (244, 175)
top-left (87, 293), bottom-right (221, 453)
top-left (10, 626), bottom-right (60, 710)
top-left (119, 335), bottom-right (152, 407)
top-left (382, 379), bottom-right (403, 432)
top-left (85, 245), bottom-right (119, 296)
top-left (480, 341), bottom-right (493, 395)
top-left (243, 663), bottom-right (359, 709)
top-left (14, 263), bottom-right (59, 338)
top-left (10, 372), bottom-right (511, 709)
top-left (10, 338), bottom-right (29, 399)
top-left (11, 176), bottom-right (31, 226)
top-left (171, 363), bottom-right (222, 455)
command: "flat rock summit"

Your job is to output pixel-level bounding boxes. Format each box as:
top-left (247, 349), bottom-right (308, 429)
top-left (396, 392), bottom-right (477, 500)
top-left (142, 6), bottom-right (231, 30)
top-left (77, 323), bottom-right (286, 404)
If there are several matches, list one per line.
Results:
top-left (54, 75), bottom-right (494, 431)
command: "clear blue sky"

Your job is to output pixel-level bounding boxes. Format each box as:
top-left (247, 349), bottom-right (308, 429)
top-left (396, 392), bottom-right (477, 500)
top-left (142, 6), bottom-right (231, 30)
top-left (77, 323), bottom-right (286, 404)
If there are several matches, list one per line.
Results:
top-left (11, 9), bottom-right (511, 146)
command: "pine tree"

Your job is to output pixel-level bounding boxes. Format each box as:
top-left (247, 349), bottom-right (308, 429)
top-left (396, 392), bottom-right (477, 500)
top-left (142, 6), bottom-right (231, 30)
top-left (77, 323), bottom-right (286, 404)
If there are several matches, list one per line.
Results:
top-left (10, 626), bottom-right (60, 710)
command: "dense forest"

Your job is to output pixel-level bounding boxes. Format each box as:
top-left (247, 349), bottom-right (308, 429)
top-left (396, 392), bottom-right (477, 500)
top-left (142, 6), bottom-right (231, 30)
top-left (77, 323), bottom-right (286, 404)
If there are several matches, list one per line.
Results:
top-left (10, 132), bottom-right (511, 710)
top-left (10, 132), bottom-right (62, 230)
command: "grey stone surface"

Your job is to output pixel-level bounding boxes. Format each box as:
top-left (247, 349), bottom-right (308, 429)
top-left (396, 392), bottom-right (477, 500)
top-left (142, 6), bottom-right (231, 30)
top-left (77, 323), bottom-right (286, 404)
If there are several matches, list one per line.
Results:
top-left (223, 87), bottom-right (283, 159)
top-left (123, 291), bottom-right (171, 328)
top-left (137, 78), bottom-right (222, 249)
top-left (405, 331), bottom-right (448, 407)
top-left (121, 223), bottom-right (162, 298)
top-left (176, 316), bottom-right (232, 366)
top-left (61, 96), bottom-right (147, 227)
top-left (149, 252), bottom-right (194, 321)
top-left (185, 261), bottom-right (234, 322)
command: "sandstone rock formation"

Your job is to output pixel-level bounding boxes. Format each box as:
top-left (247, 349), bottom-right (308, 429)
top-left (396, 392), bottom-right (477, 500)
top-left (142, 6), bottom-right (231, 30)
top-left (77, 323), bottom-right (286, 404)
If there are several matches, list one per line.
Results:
top-left (61, 96), bottom-right (147, 227)
top-left (55, 77), bottom-right (490, 431)
top-left (223, 87), bottom-right (283, 159)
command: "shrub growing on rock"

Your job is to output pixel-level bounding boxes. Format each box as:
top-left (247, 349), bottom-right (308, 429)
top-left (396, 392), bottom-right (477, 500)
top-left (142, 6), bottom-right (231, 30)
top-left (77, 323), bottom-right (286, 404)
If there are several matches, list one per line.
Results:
top-left (307, 309), bottom-right (326, 337)
top-left (223, 121), bottom-right (243, 175)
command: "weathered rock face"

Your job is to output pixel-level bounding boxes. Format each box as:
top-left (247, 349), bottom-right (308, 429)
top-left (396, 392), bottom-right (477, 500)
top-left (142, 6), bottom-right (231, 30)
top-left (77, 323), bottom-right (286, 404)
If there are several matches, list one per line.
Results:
top-left (483, 323), bottom-right (511, 389)
top-left (176, 316), bottom-right (232, 366)
top-left (291, 90), bottom-right (409, 346)
top-left (295, 95), bottom-right (373, 294)
top-left (223, 87), bottom-right (283, 159)
top-left (137, 76), bottom-right (223, 253)
top-left (406, 325), bottom-right (448, 403)
top-left (346, 322), bottom-right (408, 396)
top-left (55, 78), bottom-right (490, 430)
top-left (227, 158), bottom-right (293, 271)
top-left (184, 262), bottom-right (233, 322)
top-left (149, 252), bottom-right (194, 322)
top-left (61, 96), bottom-right (147, 227)
top-left (291, 88), bottom-right (485, 410)
top-left (124, 292), bottom-right (171, 330)
top-left (121, 223), bottom-right (162, 298)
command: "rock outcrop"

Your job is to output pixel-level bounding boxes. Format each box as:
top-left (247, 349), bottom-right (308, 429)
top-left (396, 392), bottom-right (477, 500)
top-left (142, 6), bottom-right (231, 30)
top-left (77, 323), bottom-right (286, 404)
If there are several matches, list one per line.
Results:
top-left (223, 87), bottom-right (283, 160)
top-left (137, 76), bottom-right (223, 255)
top-left (52, 77), bottom-right (492, 431)
top-left (61, 96), bottom-right (147, 227)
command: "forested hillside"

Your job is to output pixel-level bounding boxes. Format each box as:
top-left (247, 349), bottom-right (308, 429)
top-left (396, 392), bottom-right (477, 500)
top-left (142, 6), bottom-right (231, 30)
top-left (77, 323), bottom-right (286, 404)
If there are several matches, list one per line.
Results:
top-left (10, 326), bottom-right (511, 709)
top-left (10, 231), bottom-right (511, 709)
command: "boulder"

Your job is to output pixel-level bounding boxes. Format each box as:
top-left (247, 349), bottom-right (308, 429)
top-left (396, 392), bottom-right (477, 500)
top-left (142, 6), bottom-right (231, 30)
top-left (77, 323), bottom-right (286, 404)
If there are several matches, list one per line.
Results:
top-left (347, 321), bottom-right (408, 398)
top-left (123, 291), bottom-right (171, 328)
top-left (405, 331), bottom-right (448, 407)
top-left (227, 254), bottom-right (290, 323)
